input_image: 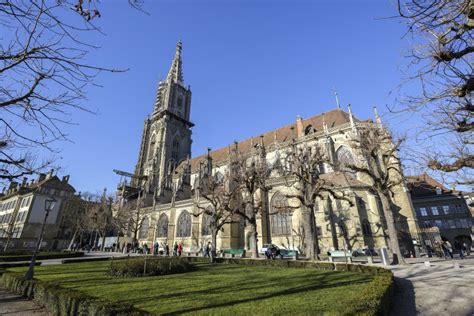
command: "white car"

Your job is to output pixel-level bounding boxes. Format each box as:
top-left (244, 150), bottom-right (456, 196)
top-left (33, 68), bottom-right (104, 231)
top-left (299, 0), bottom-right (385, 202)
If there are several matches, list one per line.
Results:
top-left (259, 244), bottom-right (273, 254)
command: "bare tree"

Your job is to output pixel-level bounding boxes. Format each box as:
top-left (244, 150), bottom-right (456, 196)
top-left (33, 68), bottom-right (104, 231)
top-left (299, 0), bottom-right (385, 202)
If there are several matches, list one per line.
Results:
top-left (281, 140), bottom-right (352, 260)
top-left (396, 0), bottom-right (473, 187)
top-left (345, 125), bottom-right (406, 264)
top-left (194, 169), bottom-right (235, 262)
top-left (230, 142), bottom-right (271, 258)
top-left (61, 194), bottom-right (92, 250)
top-left (114, 190), bottom-right (152, 245)
top-left (0, 0), bottom-right (142, 184)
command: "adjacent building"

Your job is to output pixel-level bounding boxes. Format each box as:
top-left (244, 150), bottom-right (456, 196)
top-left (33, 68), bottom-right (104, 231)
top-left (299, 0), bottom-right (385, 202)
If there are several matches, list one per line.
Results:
top-left (407, 174), bottom-right (473, 251)
top-left (0, 171), bottom-right (76, 250)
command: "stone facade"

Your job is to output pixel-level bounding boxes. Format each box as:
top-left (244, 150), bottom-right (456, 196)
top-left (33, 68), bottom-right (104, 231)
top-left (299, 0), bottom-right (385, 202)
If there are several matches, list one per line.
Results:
top-left (0, 172), bottom-right (76, 250)
top-left (119, 42), bottom-right (421, 256)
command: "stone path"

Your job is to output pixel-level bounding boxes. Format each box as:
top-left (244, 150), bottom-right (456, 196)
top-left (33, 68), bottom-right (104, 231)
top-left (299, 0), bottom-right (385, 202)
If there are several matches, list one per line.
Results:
top-left (0, 287), bottom-right (49, 315)
top-left (389, 257), bottom-right (474, 316)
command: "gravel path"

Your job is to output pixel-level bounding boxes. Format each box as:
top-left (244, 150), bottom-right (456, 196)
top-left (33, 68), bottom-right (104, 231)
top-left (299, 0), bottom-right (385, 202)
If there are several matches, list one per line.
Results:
top-left (389, 257), bottom-right (474, 316)
top-left (0, 287), bottom-right (50, 315)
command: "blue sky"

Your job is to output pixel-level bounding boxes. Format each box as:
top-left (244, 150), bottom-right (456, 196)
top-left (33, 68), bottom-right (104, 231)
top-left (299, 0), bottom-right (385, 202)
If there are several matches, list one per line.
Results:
top-left (54, 0), bottom-right (415, 194)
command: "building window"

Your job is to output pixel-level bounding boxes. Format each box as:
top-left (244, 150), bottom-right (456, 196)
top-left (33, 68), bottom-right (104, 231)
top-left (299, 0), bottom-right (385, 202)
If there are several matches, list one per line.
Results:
top-left (172, 137), bottom-right (180, 162)
top-left (454, 204), bottom-right (464, 213)
top-left (304, 125), bottom-right (314, 135)
top-left (362, 219), bottom-right (372, 237)
top-left (448, 220), bottom-right (456, 229)
top-left (270, 192), bottom-right (292, 236)
top-left (201, 211), bottom-right (212, 236)
top-left (176, 210), bottom-right (191, 237)
top-left (460, 219), bottom-right (470, 228)
top-left (419, 207), bottom-right (428, 216)
top-left (434, 220), bottom-right (442, 228)
top-left (336, 146), bottom-right (356, 172)
top-left (442, 205), bottom-right (450, 214)
top-left (139, 217), bottom-right (149, 239)
top-left (148, 135), bottom-right (156, 160)
top-left (156, 213), bottom-right (169, 238)
top-left (431, 206), bottom-right (439, 215)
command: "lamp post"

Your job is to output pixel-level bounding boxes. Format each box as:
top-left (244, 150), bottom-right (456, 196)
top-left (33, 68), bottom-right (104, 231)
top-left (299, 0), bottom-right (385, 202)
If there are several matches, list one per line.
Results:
top-left (25, 196), bottom-right (57, 280)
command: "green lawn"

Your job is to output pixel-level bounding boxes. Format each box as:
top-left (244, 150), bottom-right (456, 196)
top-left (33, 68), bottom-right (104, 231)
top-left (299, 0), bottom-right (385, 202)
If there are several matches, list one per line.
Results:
top-left (9, 261), bottom-right (373, 315)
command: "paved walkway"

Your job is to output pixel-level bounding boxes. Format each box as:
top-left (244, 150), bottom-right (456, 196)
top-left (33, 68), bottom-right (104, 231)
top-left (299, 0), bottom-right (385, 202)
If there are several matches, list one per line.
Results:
top-left (389, 257), bottom-right (474, 316)
top-left (0, 287), bottom-right (49, 315)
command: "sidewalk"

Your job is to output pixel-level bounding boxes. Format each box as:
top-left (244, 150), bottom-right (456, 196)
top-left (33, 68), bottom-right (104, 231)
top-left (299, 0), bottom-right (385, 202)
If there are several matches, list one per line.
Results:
top-left (0, 287), bottom-right (49, 315)
top-left (389, 257), bottom-right (474, 315)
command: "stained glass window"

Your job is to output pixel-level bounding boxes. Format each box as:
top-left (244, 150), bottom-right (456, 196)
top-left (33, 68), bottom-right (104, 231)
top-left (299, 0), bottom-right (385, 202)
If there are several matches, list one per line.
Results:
top-left (270, 192), bottom-right (292, 235)
top-left (156, 213), bottom-right (169, 238)
top-left (176, 210), bottom-right (191, 237)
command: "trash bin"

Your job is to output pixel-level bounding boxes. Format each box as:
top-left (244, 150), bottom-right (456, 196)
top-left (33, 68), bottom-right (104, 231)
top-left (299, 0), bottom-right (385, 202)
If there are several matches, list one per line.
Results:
top-left (380, 247), bottom-right (389, 266)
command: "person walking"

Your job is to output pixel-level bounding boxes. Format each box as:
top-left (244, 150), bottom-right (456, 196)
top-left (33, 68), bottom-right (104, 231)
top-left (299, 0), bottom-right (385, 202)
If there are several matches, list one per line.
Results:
top-left (204, 242), bottom-right (211, 257)
top-left (173, 242), bottom-right (178, 256)
top-left (455, 241), bottom-right (464, 259)
top-left (178, 242), bottom-right (182, 256)
top-left (445, 241), bottom-right (454, 259)
top-left (165, 243), bottom-right (170, 257)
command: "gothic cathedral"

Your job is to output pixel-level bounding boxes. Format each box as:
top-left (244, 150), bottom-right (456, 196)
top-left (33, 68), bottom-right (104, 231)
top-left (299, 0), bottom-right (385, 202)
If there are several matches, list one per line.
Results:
top-left (119, 42), bottom-right (422, 256)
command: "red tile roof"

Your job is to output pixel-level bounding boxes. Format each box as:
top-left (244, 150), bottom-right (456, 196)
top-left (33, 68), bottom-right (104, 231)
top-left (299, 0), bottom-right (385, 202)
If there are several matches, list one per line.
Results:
top-left (190, 108), bottom-right (356, 171)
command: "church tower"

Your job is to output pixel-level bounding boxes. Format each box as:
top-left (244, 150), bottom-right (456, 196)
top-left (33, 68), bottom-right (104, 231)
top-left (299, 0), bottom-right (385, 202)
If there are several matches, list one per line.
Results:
top-left (133, 41), bottom-right (193, 204)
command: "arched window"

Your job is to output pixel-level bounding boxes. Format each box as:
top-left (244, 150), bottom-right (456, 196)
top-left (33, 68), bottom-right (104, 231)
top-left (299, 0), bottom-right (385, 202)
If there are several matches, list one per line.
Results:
top-left (148, 135), bottom-right (156, 160)
top-left (139, 217), bottom-right (150, 239)
top-left (172, 137), bottom-right (180, 161)
top-left (362, 219), bottom-right (372, 237)
top-left (201, 211), bottom-right (213, 236)
top-left (156, 213), bottom-right (169, 238)
top-left (177, 96), bottom-right (184, 117)
top-left (270, 192), bottom-right (292, 235)
top-left (336, 146), bottom-right (355, 172)
top-left (305, 125), bottom-right (314, 135)
top-left (176, 210), bottom-right (191, 237)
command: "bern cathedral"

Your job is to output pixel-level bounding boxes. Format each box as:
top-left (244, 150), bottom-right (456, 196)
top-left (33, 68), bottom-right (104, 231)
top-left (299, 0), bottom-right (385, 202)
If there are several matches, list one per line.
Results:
top-left (117, 42), bottom-right (422, 256)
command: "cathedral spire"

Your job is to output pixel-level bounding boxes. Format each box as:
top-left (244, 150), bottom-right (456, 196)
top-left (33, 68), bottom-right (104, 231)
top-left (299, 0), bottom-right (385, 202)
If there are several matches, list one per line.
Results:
top-left (166, 40), bottom-right (184, 84)
top-left (373, 106), bottom-right (382, 127)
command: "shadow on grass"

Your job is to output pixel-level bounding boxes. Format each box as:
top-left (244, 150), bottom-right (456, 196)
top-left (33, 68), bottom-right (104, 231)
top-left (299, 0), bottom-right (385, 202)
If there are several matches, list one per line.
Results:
top-left (160, 277), bottom-right (369, 315)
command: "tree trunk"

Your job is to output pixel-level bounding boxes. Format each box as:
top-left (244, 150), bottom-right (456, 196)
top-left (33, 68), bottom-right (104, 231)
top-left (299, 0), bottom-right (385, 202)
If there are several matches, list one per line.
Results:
top-left (101, 234), bottom-right (106, 251)
top-left (115, 235), bottom-right (121, 252)
top-left (249, 217), bottom-right (259, 258)
top-left (3, 233), bottom-right (11, 252)
top-left (211, 229), bottom-right (217, 263)
top-left (379, 193), bottom-right (405, 265)
top-left (67, 229), bottom-right (78, 251)
top-left (302, 205), bottom-right (319, 260)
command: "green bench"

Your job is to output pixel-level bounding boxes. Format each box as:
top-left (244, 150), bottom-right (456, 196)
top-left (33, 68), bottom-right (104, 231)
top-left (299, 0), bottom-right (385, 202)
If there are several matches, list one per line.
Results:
top-left (222, 248), bottom-right (246, 258)
top-left (328, 250), bottom-right (373, 263)
top-left (279, 249), bottom-right (299, 259)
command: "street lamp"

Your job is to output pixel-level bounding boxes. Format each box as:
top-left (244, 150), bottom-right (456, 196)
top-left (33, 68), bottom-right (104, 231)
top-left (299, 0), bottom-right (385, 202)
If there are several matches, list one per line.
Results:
top-left (24, 196), bottom-right (57, 280)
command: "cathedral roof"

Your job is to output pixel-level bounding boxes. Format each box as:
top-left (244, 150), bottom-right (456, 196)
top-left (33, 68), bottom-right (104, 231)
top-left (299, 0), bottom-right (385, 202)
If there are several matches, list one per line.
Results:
top-left (189, 108), bottom-right (358, 172)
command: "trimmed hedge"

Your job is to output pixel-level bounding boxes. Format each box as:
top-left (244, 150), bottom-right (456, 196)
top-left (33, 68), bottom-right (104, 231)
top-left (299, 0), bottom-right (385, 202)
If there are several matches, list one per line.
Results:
top-left (1, 272), bottom-right (148, 315)
top-left (108, 257), bottom-right (196, 277)
top-left (0, 261), bottom-right (42, 269)
top-left (342, 270), bottom-right (394, 315)
top-left (0, 252), bottom-right (84, 262)
top-left (62, 256), bottom-right (111, 264)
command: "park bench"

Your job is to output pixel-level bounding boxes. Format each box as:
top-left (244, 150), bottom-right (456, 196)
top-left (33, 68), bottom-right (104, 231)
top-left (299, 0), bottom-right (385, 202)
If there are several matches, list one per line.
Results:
top-left (328, 250), bottom-right (374, 264)
top-left (222, 248), bottom-right (246, 258)
top-left (279, 249), bottom-right (299, 260)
